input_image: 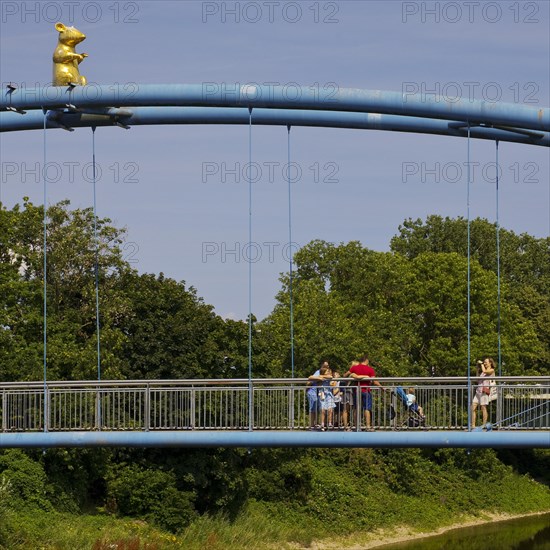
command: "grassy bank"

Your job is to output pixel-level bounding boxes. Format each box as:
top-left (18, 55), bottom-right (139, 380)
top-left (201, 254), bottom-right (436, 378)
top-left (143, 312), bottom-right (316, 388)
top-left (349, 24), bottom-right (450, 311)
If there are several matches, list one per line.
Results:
top-left (2, 503), bottom-right (549, 549)
top-left (1, 448), bottom-right (549, 549)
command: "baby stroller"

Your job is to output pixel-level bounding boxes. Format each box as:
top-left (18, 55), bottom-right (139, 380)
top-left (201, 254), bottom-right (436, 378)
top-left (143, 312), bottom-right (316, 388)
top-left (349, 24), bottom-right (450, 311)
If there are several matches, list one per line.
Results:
top-left (394, 386), bottom-right (426, 428)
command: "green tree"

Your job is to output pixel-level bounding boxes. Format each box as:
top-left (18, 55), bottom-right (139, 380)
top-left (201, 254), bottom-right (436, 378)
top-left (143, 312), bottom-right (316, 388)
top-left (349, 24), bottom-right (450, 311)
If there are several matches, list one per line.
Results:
top-left (263, 239), bottom-right (543, 377)
top-left (1, 199), bottom-right (252, 382)
top-left (117, 272), bottom-right (219, 379)
top-left (390, 216), bottom-right (550, 372)
top-left (405, 252), bottom-right (541, 375)
top-left (0, 199), bottom-right (129, 380)
top-left (390, 216), bottom-right (550, 293)
top-left (0, 450), bottom-right (51, 510)
top-left (105, 462), bottom-right (196, 532)
top-left (116, 271), bottom-right (253, 379)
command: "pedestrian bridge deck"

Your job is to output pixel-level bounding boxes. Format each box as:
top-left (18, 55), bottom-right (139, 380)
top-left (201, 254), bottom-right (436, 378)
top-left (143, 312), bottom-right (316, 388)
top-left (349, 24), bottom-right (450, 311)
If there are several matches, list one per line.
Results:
top-left (1, 377), bottom-right (548, 448)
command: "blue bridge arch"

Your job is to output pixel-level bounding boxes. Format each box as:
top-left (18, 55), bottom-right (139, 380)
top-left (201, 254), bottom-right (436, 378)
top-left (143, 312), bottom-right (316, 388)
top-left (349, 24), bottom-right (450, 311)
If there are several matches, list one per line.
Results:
top-left (1, 85), bottom-right (549, 449)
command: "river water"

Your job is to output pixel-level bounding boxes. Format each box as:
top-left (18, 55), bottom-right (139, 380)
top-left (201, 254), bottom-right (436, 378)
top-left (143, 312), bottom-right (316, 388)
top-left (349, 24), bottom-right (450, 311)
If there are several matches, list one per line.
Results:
top-left (379, 513), bottom-right (550, 550)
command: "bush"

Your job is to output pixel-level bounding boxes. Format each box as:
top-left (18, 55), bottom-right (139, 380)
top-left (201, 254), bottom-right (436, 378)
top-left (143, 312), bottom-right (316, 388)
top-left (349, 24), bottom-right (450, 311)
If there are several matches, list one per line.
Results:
top-left (106, 463), bottom-right (196, 532)
top-left (0, 475), bottom-right (11, 513)
top-left (0, 474), bottom-right (13, 547)
top-left (246, 449), bottom-right (313, 503)
top-left (0, 450), bottom-right (52, 510)
top-left (41, 448), bottom-right (112, 513)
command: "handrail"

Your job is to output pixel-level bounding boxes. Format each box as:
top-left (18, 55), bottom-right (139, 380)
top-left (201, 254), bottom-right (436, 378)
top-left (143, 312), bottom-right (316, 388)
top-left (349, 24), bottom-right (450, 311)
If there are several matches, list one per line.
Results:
top-left (2, 377), bottom-right (547, 437)
top-left (1, 376), bottom-right (548, 388)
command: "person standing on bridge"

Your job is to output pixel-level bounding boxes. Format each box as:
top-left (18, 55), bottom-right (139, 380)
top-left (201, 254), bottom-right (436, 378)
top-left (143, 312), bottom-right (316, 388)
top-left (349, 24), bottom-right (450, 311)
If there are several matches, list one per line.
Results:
top-left (340, 361), bottom-right (358, 430)
top-left (319, 366), bottom-right (336, 430)
top-left (471, 357), bottom-right (496, 429)
top-left (330, 368), bottom-right (344, 428)
top-left (344, 355), bottom-right (385, 430)
top-left (307, 360), bottom-right (331, 430)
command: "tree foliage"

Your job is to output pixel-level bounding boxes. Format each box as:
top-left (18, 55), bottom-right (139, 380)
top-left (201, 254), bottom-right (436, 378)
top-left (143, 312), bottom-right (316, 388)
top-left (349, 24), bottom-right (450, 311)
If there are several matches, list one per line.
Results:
top-left (1, 202), bottom-right (548, 540)
top-left (0, 200), bottom-right (250, 382)
top-left (260, 219), bottom-right (548, 376)
top-left (390, 215), bottom-right (550, 371)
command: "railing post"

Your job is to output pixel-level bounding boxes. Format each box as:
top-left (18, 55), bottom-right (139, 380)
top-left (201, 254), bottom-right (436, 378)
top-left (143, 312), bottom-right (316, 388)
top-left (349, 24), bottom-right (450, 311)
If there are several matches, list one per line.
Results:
top-left (355, 384), bottom-right (363, 432)
top-left (41, 384), bottom-right (46, 432)
top-left (95, 386), bottom-right (101, 431)
top-left (144, 383), bottom-right (150, 432)
top-left (1, 390), bottom-right (6, 433)
top-left (391, 389), bottom-right (397, 430)
top-left (249, 382), bottom-right (254, 431)
top-left (495, 382), bottom-right (502, 427)
top-left (289, 383), bottom-right (295, 430)
top-left (45, 386), bottom-right (51, 432)
top-left (191, 387), bottom-right (196, 430)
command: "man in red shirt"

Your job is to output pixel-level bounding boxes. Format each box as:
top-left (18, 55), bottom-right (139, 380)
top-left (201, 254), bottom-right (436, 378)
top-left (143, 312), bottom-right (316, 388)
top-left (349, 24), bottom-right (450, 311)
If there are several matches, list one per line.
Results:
top-left (344, 354), bottom-right (384, 429)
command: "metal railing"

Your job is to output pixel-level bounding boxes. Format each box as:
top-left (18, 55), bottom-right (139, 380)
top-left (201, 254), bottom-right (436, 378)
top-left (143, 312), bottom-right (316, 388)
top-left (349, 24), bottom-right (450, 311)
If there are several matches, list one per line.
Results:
top-left (1, 377), bottom-right (548, 432)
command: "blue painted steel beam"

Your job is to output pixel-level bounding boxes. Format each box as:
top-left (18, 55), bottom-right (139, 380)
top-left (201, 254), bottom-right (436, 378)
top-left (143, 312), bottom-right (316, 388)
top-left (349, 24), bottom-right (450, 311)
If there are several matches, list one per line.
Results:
top-left (1, 85), bottom-right (548, 132)
top-left (1, 107), bottom-right (548, 146)
top-left (1, 431), bottom-right (548, 449)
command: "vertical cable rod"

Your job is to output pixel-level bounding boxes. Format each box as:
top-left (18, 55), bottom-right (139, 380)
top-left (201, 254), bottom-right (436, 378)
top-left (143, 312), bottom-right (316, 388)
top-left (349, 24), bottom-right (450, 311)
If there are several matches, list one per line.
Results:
top-left (91, 127), bottom-right (101, 382)
top-left (495, 140), bottom-right (502, 377)
top-left (287, 125), bottom-right (295, 379)
top-left (467, 123), bottom-right (472, 431)
top-left (42, 109), bottom-right (48, 432)
top-left (247, 107), bottom-right (253, 431)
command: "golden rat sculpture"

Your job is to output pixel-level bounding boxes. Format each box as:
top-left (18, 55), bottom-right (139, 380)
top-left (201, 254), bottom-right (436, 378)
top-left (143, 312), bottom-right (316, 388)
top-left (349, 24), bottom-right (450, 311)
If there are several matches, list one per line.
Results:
top-left (52, 22), bottom-right (88, 86)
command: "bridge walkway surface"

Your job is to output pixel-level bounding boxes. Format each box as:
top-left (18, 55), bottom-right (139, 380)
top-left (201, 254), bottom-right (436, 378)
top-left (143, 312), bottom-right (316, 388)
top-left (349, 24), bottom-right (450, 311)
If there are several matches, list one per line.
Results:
top-left (1, 377), bottom-right (548, 448)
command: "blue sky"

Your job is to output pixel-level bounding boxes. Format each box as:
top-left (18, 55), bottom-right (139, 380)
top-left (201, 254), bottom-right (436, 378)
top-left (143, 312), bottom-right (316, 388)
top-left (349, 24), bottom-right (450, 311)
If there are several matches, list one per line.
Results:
top-left (1, 1), bottom-right (549, 320)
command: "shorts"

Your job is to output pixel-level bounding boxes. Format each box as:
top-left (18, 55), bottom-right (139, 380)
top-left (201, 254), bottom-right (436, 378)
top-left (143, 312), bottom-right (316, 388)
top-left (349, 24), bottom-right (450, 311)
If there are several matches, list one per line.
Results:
top-left (340, 387), bottom-right (354, 405)
top-left (473, 393), bottom-right (489, 406)
top-left (334, 400), bottom-right (345, 414)
top-left (307, 390), bottom-right (320, 413)
top-left (352, 390), bottom-right (372, 410)
top-left (360, 392), bottom-right (372, 411)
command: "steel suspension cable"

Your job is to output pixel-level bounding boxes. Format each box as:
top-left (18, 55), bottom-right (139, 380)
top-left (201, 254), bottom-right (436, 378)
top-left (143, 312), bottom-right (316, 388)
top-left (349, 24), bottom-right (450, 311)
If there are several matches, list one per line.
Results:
top-left (42, 109), bottom-right (48, 432)
top-left (247, 107), bottom-right (253, 431)
top-left (287, 125), bottom-right (295, 379)
top-left (495, 140), bottom-right (502, 377)
top-left (467, 123), bottom-right (472, 431)
top-left (91, 127), bottom-right (101, 382)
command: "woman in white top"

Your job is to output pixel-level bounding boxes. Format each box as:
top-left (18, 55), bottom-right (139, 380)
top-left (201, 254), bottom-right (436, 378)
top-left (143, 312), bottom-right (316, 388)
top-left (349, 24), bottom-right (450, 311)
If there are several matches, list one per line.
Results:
top-left (471, 357), bottom-right (496, 428)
